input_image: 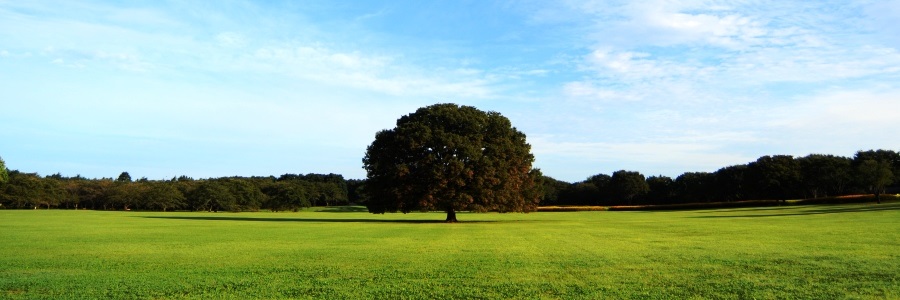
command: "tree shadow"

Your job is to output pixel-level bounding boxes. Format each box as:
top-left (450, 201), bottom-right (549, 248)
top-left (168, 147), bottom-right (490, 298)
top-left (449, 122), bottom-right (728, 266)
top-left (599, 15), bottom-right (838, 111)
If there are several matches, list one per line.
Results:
top-left (139, 216), bottom-right (497, 224)
top-left (691, 203), bottom-right (900, 218)
top-left (692, 205), bottom-right (803, 214)
top-left (316, 206), bottom-right (369, 213)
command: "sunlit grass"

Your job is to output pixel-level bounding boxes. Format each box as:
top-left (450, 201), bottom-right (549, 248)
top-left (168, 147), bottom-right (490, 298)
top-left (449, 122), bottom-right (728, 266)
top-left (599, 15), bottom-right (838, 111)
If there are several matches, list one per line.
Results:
top-left (1, 202), bottom-right (898, 299)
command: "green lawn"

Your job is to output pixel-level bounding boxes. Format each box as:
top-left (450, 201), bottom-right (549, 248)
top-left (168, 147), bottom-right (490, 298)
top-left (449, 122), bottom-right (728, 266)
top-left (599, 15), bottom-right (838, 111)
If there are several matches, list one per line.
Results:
top-left (1, 203), bottom-right (898, 299)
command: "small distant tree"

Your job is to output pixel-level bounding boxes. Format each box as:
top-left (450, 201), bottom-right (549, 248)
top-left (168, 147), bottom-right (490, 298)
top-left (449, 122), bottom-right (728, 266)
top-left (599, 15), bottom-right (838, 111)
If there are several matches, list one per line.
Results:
top-left (116, 172), bottom-right (132, 183)
top-left (856, 159), bottom-right (894, 204)
top-left (363, 103), bottom-right (540, 222)
top-left (853, 150), bottom-right (900, 186)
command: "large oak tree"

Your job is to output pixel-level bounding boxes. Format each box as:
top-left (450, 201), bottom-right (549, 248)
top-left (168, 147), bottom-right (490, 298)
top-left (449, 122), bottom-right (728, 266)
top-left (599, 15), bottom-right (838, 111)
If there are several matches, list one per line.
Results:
top-left (363, 103), bottom-right (540, 222)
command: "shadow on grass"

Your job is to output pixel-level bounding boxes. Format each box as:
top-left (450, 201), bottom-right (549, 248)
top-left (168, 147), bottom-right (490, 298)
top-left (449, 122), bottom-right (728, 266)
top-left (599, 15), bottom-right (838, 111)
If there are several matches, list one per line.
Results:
top-left (139, 216), bottom-right (497, 224)
top-left (692, 205), bottom-right (807, 213)
top-left (316, 206), bottom-right (369, 213)
top-left (692, 203), bottom-right (900, 218)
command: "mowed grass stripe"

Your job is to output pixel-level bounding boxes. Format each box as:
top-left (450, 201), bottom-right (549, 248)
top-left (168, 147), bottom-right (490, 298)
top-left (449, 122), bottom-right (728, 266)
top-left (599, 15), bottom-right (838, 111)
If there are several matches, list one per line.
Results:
top-left (1, 203), bottom-right (898, 299)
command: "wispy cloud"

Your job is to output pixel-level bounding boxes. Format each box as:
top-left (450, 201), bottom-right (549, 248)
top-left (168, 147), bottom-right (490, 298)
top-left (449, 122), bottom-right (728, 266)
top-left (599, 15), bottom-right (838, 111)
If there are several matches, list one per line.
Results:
top-left (514, 0), bottom-right (900, 178)
top-left (0, 1), bottom-right (502, 99)
top-left (765, 88), bottom-right (900, 146)
top-left (242, 44), bottom-right (495, 98)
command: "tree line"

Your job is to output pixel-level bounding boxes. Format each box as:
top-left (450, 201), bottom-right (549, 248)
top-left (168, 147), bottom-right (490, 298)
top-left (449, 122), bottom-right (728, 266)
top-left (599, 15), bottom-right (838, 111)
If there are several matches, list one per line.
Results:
top-left (0, 149), bottom-right (897, 211)
top-left (0, 168), bottom-right (364, 211)
top-left (538, 149), bottom-right (899, 206)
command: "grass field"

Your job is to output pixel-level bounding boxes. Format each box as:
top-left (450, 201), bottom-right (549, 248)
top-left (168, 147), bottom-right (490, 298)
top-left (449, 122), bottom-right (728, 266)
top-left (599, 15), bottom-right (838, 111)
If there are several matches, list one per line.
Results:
top-left (2, 202), bottom-right (899, 299)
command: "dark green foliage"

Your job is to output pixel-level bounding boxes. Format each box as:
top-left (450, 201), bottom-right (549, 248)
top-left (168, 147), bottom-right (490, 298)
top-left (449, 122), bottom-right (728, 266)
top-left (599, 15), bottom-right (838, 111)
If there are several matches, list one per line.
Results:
top-left (853, 150), bottom-right (900, 196)
top-left (854, 151), bottom-right (895, 204)
top-left (561, 182), bottom-right (601, 205)
top-left (0, 156), bottom-right (8, 185)
top-left (675, 172), bottom-right (717, 203)
top-left (116, 171), bottom-right (132, 183)
top-left (143, 181), bottom-right (186, 212)
top-left (190, 180), bottom-right (236, 211)
top-left (363, 103), bottom-right (540, 222)
top-left (109, 181), bottom-right (145, 210)
top-left (538, 149), bottom-right (899, 206)
top-left (74, 178), bottom-right (114, 210)
top-left (610, 170), bottom-right (649, 205)
top-left (747, 155), bottom-right (802, 201)
top-left (1, 148), bottom-right (898, 210)
top-left (535, 175), bottom-right (571, 206)
top-left (797, 154), bottom-right (852, 198)
top-left (263, 181), bottom-right (310, 212)
top-left (555, 173), bottom-right (610, 206)
top-left (276, 174), bottom-right (349, 207)
top-left (346, 179), bottom-right (367, 204)
top-left (715, 165), bottom-right (748, 202)
top-left (853, 149), bottom-right (900, 182)
top-left (644, 175), bottom-right (675, 204)
top-left (1, 171), bottom-right (45, 208)
top-left (0, 171), bottom-right (347, 211)
top-left (586, 173), bottom-right (613, 204)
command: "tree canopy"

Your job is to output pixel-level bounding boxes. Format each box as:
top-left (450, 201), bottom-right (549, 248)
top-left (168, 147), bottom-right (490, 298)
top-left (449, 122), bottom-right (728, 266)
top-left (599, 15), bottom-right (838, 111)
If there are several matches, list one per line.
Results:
top-left (362, 103), bottom-right (540, 222)
top-left (610, 170), bottom-right (649, 205)
top-left (0, 156), bottom-right (8, 185)
top-left (2, 146), bottom-right (898, 211)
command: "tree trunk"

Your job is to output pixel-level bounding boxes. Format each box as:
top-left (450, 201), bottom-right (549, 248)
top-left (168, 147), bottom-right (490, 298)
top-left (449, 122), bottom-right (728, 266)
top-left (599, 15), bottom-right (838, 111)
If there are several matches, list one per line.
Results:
top-left (875, 192), bottom-right (881, 204)
top-left (445, 209), bottom-right (458, 223)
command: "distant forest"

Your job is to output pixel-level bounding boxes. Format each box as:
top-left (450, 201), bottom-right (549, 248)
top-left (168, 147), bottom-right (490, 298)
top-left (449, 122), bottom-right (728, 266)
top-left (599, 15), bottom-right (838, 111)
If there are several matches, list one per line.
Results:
top-left (0, 149), bottom-right (897, 211)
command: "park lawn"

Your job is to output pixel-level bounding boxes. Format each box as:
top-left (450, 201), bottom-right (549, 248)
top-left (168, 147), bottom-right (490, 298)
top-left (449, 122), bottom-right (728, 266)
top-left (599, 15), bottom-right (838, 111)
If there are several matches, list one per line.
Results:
top-left (1, 203), bottom-right (898, 299)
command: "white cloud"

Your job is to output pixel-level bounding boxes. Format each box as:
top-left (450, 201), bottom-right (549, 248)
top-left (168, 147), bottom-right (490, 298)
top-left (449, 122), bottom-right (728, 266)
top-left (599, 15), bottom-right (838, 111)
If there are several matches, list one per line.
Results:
top-left (0, 1), bottom-right (504, 100)
top-left (244, 44), bottom-right (494, 98)
top-left (619, 1), bottom-right (769, 49)
top-left (529, 134), bottom-right (754, 176)
top-left (583, 48), bottom-right (713, 81)
top-left (105, 7), bottom-right (182, 28)
top-left (767, 89), bottom-right (900, 137)
top-left (735, 87), bottom-right (900, 158)
top-left (562, 81), bottom-right (642, 101)
top-left (215, 32), bottom-right (246, 47)
top-left (722, 46), bottom-right (900, 84)
top-left (561, 0), bottom-right (900, 107)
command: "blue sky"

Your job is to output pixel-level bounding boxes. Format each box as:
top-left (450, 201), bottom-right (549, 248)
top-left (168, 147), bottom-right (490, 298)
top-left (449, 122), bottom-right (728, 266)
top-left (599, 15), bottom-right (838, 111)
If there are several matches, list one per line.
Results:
top-left (2, 0), bottom-right (899, 182)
